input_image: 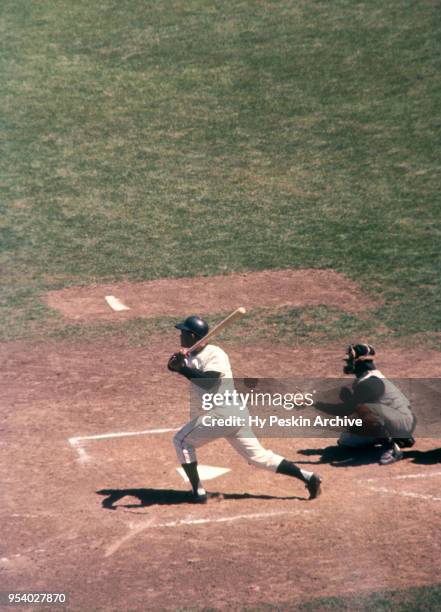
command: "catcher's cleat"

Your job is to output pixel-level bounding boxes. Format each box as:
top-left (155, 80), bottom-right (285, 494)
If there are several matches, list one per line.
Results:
top-left (306, 474), bottom-right (322, 499)
top-left (379, 442), bottom-right (403, 465)
top-left (394, 436), bottom-right (415, 449)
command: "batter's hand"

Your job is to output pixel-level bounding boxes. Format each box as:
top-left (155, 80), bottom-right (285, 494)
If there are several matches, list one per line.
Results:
top-left (167, 351), bottom-right (186, 372)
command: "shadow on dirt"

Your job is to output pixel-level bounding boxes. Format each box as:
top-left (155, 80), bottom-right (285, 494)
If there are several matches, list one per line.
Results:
top-left (297, 445), bottom-right (441, 467)
top-left (96, 488), bottom-right (304, 510)
top-left (296, 445), bottom-right (383, 467)
top-left (404, 447), bottom-right (441, 464)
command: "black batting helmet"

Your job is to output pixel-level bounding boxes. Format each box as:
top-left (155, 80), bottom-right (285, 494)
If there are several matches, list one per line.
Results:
top-left (175, 315), bottom-right (209, 338)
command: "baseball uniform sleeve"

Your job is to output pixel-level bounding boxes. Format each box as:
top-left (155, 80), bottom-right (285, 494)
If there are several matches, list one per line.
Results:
top-left (198, 345), bottom-right (232, 378)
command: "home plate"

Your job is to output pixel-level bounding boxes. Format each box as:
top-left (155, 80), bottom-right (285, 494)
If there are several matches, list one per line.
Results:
top-left (105, 295), bottom-right (130, 312)
top-left (177, 465), bottom-right (231, 482)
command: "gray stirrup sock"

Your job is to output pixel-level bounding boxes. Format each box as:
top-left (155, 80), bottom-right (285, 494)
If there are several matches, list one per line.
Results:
top-left (181, 461), bottom-right (206, 495)
top-left (276, 459), bottom-right (313, 483)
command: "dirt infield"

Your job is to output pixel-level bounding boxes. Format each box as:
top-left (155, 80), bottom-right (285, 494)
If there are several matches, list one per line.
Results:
top-left (45, 269), bottom-right (379, 321)
top-left (2, 339), bottom-right (441, 611)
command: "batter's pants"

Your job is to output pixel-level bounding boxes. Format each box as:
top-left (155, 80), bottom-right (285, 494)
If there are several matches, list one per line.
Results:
top-left (173, 416), bottom-right (284, 472)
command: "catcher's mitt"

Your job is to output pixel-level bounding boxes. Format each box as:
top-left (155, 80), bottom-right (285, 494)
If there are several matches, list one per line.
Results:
top-left (339, 386), bottom-right (354, 406)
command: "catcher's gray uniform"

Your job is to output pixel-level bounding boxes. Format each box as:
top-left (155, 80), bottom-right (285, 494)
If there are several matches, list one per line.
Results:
top-left (339, 369), bottom-right (416, 447)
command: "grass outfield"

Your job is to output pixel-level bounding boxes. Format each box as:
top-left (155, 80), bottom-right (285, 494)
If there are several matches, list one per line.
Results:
top-left (250, 583), bottom-right (441, 611)
top-left (1, 0), bottom-right (440, 344)
top-left (1, 3), bottom-right (440, 609)
top-left (47, 306), bottom-right (385, 350)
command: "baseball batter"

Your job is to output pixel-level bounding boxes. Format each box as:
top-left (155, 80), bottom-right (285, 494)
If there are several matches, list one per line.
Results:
top-left (318, 343), bottom-right (416, 464)
top-left (167, 315), bottom-right (322, 503)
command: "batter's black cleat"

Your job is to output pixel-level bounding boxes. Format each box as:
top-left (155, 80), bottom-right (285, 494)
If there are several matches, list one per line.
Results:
top-left (190, 491), bottom-right (208, 504)
top-left (306, 474), bottom-right (322, 499)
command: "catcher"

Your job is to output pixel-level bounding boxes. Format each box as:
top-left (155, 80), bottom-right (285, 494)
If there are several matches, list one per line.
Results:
top-left (317, 343), bottom-right (416, 464)
top-left (167, 315), bottom-right (322, 503)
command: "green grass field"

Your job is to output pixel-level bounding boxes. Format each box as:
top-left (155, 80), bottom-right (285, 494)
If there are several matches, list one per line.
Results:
top-left (1, 0), bottom-right (440, 343)
top-left (1, 2), bottom-right (441, 608)
top-left (249, 582), bottom-right (441, 611)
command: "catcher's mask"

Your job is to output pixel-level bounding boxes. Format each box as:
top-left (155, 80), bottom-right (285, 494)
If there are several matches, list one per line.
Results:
top-left (175, 315), bottom-right (209, 339)
top-left (344, 343), bottom-right (375, 374)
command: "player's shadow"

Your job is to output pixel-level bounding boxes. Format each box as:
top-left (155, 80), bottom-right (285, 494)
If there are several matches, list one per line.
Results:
top-left (404, 448), bottom-right (441, 464)
top-left (97, 488), bottom-right (304, 510)
top-left (297, 445), bottom-right (441, 467)
top-left (296, 444), bottom-right (385, 467)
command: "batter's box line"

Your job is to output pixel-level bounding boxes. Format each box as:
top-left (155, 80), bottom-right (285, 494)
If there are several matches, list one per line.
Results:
top-left (68, 427), bottom-right (179, 464)
top-left (105, 509), bottom-right (316, 558)
top-left (365, 470), bottom-right (441, 482)
top-left (367, 486), bottom-right (441, 502)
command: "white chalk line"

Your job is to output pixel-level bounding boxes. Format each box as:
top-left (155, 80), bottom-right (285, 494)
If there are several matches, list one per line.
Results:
top-left (368, 486), bottom-right (441, 502)
top-left (69, 438), bottom-right (92, 464)
top-left (69, 427), bottom-right (178, 463)
top-left (365, 470), bottom-right (441, 482)
top-left (104, 509), bottom-right (315, 558)
top-left (70, 427), bottom-right (178, 444)
top-left (365, 471), bottom-right (441, 502)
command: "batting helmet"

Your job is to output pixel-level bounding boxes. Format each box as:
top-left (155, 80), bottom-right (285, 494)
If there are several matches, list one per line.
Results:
top-left (175, 315), bottom-right (209, 338)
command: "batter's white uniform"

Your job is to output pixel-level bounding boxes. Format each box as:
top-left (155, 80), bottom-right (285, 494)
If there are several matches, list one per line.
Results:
top-left (173, 344), bottom-right (284, 471)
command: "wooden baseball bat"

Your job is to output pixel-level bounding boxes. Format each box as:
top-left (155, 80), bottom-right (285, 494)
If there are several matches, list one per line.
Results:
top-left (184, 307), bottom-right (247, 354)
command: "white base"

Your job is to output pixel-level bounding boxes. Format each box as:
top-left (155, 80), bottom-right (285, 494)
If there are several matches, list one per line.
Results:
top-left (177, 464), bottom-right (231, 482)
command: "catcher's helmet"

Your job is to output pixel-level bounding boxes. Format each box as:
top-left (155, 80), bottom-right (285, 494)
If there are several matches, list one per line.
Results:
top-left (175, 315), bottom-right (209, 338)
top-left (344, 343), bottom-right (375, 374)
top-left (348, 344), bottom-right (376, 360)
